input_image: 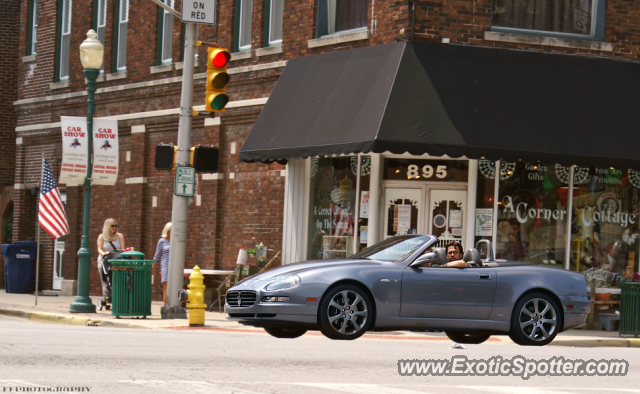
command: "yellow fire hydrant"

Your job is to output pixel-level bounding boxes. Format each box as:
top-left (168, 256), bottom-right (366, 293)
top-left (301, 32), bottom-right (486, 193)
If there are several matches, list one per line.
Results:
top-left (178, 265), bottom-right (206, 326)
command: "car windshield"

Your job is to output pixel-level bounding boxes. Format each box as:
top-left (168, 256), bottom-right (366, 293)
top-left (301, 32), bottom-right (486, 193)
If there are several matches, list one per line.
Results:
top-left (350, 235), bottom-right (431, 262)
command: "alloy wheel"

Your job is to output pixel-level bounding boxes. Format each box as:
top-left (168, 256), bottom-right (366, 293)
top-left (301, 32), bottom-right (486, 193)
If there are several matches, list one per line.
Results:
top-left (326, 290), bottom-right (369, 336)
top-left (518, 297), bottom-right (557, 341)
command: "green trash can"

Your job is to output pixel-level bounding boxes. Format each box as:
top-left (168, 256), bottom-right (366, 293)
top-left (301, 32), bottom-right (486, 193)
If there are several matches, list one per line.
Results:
top-left (619, 282), bottom-right (640, 337)
top-left (110, 250), bottom-right (156, 318)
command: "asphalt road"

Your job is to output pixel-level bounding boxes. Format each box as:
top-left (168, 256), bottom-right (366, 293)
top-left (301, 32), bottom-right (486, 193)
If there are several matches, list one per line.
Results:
top-left (1, 316), bottom-right (639, 394)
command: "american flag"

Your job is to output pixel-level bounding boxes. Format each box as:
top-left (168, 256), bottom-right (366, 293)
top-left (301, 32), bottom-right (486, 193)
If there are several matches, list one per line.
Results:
top-left (39, 159), bottom-right (70, 239)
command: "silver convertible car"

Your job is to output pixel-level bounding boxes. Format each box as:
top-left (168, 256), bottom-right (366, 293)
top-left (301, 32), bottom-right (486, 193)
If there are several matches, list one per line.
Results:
top-left (225, 235), bottom-right (589, 346)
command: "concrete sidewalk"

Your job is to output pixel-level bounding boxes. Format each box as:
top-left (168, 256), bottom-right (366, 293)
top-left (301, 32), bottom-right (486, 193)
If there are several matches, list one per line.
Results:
top-left (0, 290), bottom-right (636, 347)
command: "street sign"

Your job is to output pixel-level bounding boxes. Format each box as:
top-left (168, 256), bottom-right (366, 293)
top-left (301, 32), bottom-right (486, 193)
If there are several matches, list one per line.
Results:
top-left (174, 166), bottom-right (196, 197)
top-left (181, 0), bottom-right (216, 25)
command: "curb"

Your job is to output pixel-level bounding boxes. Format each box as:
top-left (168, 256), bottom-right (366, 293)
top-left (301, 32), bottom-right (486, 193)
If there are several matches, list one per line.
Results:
top-left (0, 307), bottom-right (148, 329)
top-left (551, 338), bottom-right (640, 348)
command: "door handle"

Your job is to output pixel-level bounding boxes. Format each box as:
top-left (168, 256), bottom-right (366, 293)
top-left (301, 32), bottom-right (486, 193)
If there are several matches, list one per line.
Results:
top-left (478, 273), bottom-right (491, 280)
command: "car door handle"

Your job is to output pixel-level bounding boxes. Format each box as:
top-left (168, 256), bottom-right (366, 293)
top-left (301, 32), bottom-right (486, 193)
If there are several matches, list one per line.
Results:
top-left (478, 273), bottom-right (492, 280)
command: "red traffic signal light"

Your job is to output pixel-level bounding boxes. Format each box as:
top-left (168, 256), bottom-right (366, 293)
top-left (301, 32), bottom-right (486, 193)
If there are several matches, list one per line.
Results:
top-left (206, 48), bottom-right (231, 113)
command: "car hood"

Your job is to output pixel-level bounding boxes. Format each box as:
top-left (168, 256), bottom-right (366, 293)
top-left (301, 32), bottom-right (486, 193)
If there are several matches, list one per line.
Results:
top-left (234, 258), bottom-right (386, 286)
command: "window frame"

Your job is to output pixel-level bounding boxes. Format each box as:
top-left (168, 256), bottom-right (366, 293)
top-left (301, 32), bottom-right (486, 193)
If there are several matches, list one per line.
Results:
top-left (112, 0), bottom-right (129, 72)
top-left (490, 0), bottom-right (606, 41)
top-left (315, 0), bottom-right (368, 39)
top-left (263, 0), bottom-right (283, 47)
top-left (93, 0), bottom-right (107, 72)
top-left (55, 0), bottom-right (72, 82)
top-left (234, 0), bottom-right (253, 52)
top-left (27, 0), bottom-right (38, 56)
top-left (156, 0), bottom-right (174, 65)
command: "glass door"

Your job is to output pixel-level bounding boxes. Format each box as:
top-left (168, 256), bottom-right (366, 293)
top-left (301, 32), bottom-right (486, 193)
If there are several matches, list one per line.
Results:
top-left (382, 187), bottom-right (423, 239)
top-left (428, 188), bottom-right (467, 248)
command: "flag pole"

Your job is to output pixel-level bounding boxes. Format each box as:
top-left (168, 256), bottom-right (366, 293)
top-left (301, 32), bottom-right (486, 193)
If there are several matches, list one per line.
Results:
top-left (35, 156), bottom-right (44, 305)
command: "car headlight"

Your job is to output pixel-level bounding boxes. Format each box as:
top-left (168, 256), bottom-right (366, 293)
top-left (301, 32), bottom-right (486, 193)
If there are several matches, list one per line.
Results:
top-left (265, 275), bottom-right (301, 291)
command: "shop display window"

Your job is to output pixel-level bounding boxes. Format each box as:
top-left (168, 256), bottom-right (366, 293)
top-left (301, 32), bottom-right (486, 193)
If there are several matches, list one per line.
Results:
top-left (496, 162), bottom-right (568, 267)
top-left (308, 157), bottom-right (370, 260)
top-left (570, 167), bottom-right (640, 286)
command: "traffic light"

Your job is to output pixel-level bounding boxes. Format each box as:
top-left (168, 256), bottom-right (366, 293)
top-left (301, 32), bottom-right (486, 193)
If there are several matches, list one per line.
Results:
top-left (205, 48), bottom-right (231, 113)
top-left (155, 143), bottom-right (177, 171)
top-left (190, 145), bottom-right (219, 173)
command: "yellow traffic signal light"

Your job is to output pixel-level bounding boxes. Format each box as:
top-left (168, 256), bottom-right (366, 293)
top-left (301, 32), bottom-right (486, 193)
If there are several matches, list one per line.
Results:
top-left (206, 48), bottom-right (231, 113)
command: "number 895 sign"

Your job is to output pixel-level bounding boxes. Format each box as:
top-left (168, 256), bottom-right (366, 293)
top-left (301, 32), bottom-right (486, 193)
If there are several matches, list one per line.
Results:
top-left (385, 159), bottom-right (469, 182)
top-left (408, 164), bottom-right (447, 179)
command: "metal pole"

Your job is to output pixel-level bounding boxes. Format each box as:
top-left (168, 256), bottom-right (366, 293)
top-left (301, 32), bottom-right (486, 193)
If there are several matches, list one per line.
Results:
top-left (491, 160), bottom-right (500, 257)
top-left (35, 156), bottom-right (44, 306)
top-left (465, 159), bottom-right (478, 251)
top-left (367, 154), bottom-right (381, 247)
top-left (353, 155), bottom-right (361, 255)
top-left (163, 22), bottom-right (197, 319)
top-left (565, 166), bottom-right (575, 271)
top-left (70, 69), bottom-right (99, 313)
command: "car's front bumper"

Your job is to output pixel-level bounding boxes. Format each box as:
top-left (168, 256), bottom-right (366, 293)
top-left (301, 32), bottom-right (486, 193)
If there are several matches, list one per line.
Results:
top-left (224, 287), bottom-right (320, 328)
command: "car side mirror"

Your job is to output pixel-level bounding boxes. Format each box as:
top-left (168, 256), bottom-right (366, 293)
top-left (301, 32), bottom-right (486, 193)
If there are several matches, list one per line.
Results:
top-left (411, 247), bottom-right (447, 267)
top-left (412, 252), bottom-right (437, 267)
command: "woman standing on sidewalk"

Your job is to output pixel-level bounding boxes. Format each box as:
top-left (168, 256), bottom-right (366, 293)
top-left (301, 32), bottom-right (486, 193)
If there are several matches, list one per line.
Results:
top-left (96, 218), bottom-right (125, 310)
top-left (154, 222), bottom-right (171, 306)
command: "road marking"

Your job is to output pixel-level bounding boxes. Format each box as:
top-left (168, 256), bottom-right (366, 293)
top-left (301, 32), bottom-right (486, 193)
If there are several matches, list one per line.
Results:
top-left (0, 380), bottom-right (40, 387)
top-left (120, 380), bottom-right (267, 394)
top-left (296, 383), bottom-right (432, 394)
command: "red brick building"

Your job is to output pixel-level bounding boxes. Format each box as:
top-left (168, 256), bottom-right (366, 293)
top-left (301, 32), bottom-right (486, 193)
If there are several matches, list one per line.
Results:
top-left (10, 0), bottom-right (640, 298)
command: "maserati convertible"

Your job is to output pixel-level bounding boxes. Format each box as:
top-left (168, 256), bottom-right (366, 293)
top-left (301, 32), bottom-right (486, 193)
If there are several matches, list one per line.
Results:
top-left (225, 235), bottom-right (589, 346)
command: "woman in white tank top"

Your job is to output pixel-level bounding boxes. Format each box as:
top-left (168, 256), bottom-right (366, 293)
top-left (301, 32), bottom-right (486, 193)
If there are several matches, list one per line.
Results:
top-left (96, 218), bottom-right (126, 309)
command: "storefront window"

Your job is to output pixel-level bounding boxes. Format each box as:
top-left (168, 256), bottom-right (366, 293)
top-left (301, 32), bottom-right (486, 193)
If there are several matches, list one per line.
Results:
top-left (308, 157), bottom-right (364, 260)
top-left (570, 167), bottom-right (640, 286)
top-left (475, 160), bottom-right (497, 246)
top-left (496, 162), bottom-right (568, 267)
top-left (384, 159), bottom-right (469, 182)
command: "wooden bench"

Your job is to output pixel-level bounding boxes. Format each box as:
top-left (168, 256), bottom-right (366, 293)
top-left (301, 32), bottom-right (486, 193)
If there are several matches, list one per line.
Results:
top-left (586, 285), bottom-right (621, 329)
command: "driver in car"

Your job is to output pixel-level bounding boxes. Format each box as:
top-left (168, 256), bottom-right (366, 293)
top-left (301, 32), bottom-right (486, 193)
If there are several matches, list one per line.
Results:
top-left (429, 241), bottom-right (468, 268)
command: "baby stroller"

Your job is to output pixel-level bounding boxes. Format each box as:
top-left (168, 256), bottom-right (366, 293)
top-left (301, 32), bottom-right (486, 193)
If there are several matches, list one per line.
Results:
top-left (98, 251), bottom-right (120, 311)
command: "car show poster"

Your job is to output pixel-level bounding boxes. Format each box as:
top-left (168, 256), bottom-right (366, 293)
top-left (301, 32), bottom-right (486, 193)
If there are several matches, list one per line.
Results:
top-left (475, 208), bottom-right (493, 236)
top-left (92, 118), bottom-right (119, 185)
top-left (60, 116), bottom-right (89, 185)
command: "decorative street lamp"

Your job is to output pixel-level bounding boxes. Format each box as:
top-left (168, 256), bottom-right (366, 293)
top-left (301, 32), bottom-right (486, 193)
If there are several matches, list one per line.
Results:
top-left (70, 30), bottom-right (104, 313)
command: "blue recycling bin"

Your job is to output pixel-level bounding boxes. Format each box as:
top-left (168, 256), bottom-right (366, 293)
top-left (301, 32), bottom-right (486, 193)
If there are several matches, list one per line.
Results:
top-left (1, 241), bottom-right (39, 294)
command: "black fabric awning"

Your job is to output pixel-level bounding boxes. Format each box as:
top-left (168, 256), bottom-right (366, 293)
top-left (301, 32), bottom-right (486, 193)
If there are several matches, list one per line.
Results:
top-left (240, 41), bottom-right (640, 169)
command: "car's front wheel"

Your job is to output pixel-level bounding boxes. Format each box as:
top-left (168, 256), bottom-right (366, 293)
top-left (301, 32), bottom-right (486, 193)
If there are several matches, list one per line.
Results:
top-left (445, 331), bottom-right (491, 344)
top-left (509, 292), bottom-right (562, 346)
top-left (318, 284), bottom-right (373, 340)
top-left (264, 327), bottom-right (307, 339)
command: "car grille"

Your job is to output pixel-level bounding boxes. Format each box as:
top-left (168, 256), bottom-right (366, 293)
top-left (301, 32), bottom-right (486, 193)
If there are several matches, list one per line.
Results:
top-left (226, 291), bottom-right (257, 307)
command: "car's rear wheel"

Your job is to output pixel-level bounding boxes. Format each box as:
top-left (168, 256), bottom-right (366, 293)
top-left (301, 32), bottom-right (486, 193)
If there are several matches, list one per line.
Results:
top-left (318, 284), bottom-right (373, 340)
top-left (264, 327), bottom-right (307, 339)
top-left (445, 331), bottom-right (491, 344)
top-left (509, 292), bottom-right (562, 346)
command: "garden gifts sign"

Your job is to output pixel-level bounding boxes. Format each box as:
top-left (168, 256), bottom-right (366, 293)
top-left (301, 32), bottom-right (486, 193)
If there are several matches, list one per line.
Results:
top-left (92, 118), bottom-right (119, 185)
top-left (60, 116), bottom-right (119, 185)
top-left (60, 117), bottom-right (89, 184)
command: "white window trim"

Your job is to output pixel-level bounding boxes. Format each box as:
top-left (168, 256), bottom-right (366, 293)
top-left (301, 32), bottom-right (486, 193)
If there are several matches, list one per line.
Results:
top-left (116, 0), bottom-right (129, 71)
top-left (30, 0), bottom-right (38, 55)
top-left (97, 0), bottom-right (107, 72)
top-left (59, 0), bottom-right (72, 81)
top-left (268, 0), bottom-right (283, 46)
top-left (160, 0), bottom-right (175, 64)
top-left (238, 0), bottom-right (253, 51)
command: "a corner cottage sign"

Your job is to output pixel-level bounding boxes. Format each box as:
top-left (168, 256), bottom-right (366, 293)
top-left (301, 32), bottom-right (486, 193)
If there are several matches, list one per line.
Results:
top-left (181, 0), bottom-right (216, 25)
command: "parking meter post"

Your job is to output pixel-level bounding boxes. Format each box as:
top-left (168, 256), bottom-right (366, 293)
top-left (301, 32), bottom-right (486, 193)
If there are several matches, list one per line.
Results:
top-left (162, 22), bottom-right (197, 319)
